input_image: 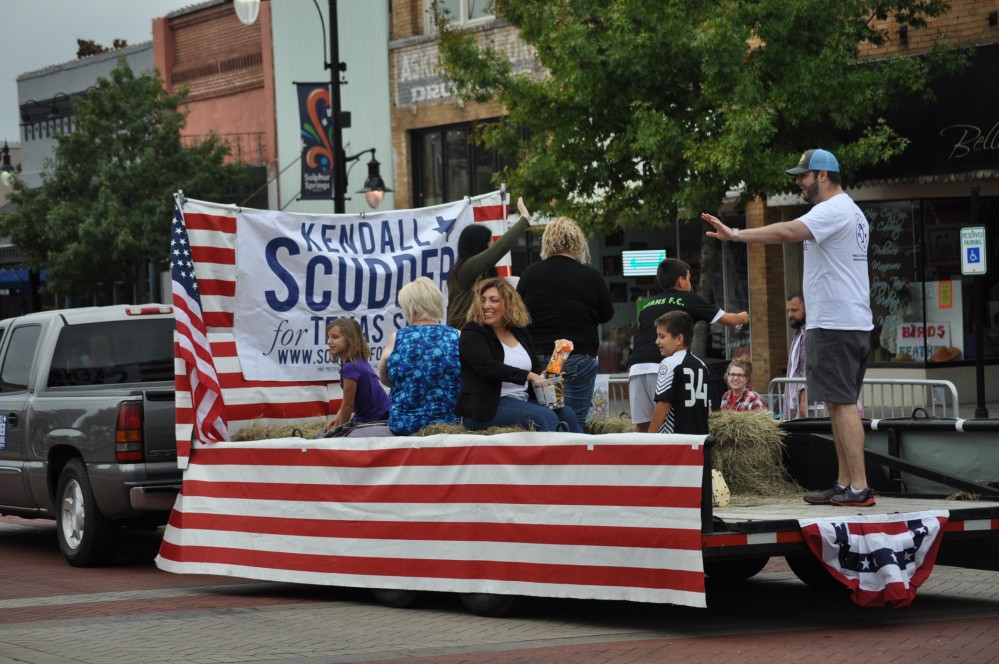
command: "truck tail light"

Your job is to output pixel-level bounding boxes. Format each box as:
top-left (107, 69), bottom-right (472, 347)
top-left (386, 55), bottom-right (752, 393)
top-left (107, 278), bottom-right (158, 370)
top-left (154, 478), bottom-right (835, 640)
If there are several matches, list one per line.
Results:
top-left (116, 401), bottom-right (144, 463)
top-left (126, 305), bottom-right (173, 316)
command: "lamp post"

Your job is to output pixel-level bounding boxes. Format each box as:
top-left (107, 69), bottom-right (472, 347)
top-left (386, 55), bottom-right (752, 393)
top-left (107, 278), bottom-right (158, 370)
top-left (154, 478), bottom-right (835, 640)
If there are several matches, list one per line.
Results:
top-left (0, 141), bottom-right (15, 188)
top-left (235, 0), bottom-right (391, 212)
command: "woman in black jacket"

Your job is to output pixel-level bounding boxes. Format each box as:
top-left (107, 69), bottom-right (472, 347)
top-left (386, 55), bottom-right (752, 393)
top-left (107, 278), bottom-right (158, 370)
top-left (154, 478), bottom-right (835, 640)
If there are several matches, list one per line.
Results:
top-left (456, 277), bottom-right (580, 433)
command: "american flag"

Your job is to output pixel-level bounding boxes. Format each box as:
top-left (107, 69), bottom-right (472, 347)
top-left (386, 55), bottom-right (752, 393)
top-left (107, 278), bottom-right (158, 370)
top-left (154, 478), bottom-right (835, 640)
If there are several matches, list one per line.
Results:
top-left (172, 197), bottom-right (334, 467)
top-left (172, 199), bottom-right (230, 451)
top-left (155, 432), bottom-right (708, 607)
top-left (798, 510), bottom-right (949, 607)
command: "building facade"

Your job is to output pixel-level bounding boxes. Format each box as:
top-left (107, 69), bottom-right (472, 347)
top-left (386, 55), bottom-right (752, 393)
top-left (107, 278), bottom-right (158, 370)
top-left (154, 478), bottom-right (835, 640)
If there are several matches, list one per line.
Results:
top-left (154, 0), bottom-right (275, 210)
top-left (269, 0), bottom-right (395, 214)
top-left (388, 0), bottom-right (999, 406)
top-left (155, 0), bottom-right (395, 215)
top-left (10, 43), bottom-right (161, 312)
top-left (387, 1), bottom-right (748, 373)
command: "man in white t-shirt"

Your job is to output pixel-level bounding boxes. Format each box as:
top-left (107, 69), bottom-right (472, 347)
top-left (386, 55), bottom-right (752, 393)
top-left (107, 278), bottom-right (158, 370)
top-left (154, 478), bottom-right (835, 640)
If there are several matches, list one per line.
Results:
top-left (702, 149), bottom-right (875, 508)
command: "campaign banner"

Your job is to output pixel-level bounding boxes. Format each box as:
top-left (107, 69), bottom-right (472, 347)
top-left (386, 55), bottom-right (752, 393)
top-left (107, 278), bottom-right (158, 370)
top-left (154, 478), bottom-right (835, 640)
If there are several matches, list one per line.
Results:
top-left (234, 201), bottom-right (472, 381)
top-left (296, 82), bottom-right (335, 200)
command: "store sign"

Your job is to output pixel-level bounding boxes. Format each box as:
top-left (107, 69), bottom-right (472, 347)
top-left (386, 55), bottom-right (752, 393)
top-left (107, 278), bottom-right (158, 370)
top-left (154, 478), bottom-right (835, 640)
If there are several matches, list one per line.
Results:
top-left (393, 29), bottom-right (542, 107)
top-left (858, 45), bottom-right (999, 178)
top-left (896, 322), bottom-right (952, 360)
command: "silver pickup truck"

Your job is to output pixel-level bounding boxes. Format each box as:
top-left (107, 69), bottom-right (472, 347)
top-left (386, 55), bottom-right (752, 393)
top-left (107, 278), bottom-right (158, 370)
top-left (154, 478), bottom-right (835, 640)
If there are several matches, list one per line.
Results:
top-left (0, 304), bottom-right (178, 566)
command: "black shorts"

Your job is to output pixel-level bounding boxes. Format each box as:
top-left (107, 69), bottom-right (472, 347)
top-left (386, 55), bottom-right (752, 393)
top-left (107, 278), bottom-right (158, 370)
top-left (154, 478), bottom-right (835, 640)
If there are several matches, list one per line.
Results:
top-left (805, 328), bottom-right (869, 404)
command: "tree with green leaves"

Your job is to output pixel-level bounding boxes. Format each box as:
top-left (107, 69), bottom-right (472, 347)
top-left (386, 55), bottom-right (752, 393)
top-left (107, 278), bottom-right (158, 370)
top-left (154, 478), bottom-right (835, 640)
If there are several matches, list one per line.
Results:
top-left (1, 58), bottom-right (249, 303)
top-left (435, 0), bottom-right (963, 233)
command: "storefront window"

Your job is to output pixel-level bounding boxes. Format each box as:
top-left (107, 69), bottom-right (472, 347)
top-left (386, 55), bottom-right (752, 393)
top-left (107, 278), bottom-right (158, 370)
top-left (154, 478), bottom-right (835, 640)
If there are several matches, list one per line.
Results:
top-left (867, 196), bottom-right (999, 365)
top-left (865, 201), bottom-right (921, 362)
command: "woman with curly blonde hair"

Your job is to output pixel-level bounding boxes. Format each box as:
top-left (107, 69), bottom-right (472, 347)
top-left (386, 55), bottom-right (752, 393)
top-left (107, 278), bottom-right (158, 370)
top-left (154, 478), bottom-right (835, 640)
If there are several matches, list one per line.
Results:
top-left (456, 277), bottom-right (580, 432)
top-left (516, 207), bottom-right (614, 426)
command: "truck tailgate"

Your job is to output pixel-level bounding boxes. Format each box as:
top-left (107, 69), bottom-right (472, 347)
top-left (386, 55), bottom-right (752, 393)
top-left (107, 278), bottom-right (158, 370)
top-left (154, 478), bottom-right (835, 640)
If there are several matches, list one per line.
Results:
top-left (142, 389), bottom-right (177, 473)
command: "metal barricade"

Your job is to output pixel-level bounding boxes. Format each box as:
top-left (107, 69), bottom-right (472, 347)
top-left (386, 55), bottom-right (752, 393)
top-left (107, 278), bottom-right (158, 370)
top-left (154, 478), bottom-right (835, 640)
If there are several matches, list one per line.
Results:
top-left (608, 373), bottom-right (630, 418)
top-left (766, 377), bottom-right (960, 420)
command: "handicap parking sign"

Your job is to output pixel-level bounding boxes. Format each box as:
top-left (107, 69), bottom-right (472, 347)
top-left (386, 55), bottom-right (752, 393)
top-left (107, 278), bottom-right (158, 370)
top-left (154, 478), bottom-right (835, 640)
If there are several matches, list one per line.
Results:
top-left (961, 226), bottom-right (987, 276)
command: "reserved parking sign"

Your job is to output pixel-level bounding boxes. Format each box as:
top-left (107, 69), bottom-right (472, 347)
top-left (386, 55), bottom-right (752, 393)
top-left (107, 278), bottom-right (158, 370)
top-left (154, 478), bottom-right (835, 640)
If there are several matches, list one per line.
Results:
top-left (961, 226), bottom-right (987, 276)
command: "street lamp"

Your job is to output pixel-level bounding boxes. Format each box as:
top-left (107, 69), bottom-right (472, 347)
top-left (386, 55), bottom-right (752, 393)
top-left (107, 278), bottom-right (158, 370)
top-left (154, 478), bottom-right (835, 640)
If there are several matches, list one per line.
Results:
top-left (350, 148), bottom-right (392, 209)
top-left (235, 0), bottom-right (392, 212)
top-left (1, 141), bottom-right (16, 188)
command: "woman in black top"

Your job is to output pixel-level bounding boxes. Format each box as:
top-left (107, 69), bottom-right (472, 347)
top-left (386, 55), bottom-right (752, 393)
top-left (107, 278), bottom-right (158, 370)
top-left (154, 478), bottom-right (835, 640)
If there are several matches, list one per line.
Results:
top-left (516, 209), bottom-right (614, 427)
top-left (456, 277), bottom-right (580, 433)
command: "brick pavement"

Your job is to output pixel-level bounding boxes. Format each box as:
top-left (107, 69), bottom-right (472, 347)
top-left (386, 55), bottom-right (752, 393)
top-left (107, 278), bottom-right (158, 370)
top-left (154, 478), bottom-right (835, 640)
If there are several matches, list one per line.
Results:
top-left (357, 617), bottom-right (999, 664)
top-left (3, 516), bottom-right (999, 664)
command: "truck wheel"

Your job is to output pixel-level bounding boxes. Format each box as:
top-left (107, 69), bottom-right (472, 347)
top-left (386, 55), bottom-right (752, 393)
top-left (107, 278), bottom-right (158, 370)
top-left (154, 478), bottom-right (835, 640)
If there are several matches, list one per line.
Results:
top-left (56, 459), bottom-right (120, 567)
top-left (370, 589), bottom-right (425, 608)
top-left (785, 554), bottom-right (847, 593)
top-left (459, 593), bottom-right (520, 617)
top-left (704, 556), bottom-right (770, 580)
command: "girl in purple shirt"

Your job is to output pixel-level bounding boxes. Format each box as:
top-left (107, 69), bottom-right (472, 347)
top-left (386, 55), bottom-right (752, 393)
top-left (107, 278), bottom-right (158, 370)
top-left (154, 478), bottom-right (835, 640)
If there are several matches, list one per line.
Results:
top-left (323, 318), bottom-right (390, 432)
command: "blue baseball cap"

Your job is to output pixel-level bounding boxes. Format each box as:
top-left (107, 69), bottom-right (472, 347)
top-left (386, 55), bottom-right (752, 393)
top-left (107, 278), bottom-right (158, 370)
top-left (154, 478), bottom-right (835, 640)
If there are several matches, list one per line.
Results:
top-left (786, 149), bottom-right (840, 175)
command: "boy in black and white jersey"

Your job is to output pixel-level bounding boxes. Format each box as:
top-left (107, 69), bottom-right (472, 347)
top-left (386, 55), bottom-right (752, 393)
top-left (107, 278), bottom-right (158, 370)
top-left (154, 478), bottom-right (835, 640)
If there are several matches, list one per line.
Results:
top-left (647, 311), bottom-right (710, 435)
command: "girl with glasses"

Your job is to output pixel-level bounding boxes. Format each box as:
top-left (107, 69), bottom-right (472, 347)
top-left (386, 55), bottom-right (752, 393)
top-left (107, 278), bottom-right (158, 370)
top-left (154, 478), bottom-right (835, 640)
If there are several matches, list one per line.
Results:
top-left (720, 357), bottom-right (767, 412)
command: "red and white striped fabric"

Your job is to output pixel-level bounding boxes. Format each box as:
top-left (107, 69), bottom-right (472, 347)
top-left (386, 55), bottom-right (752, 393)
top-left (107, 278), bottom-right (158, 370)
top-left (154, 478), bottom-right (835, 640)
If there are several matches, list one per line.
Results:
top-left (156, 432), bottom-right (708, 607)
top-left (799, 510), bottom-right (949, 607)
top-left (172, 201), bottom-right (229, 446)
top-left (174, 199), bottom-right (333, 468)
top-left (471, 190), bottom-right (513, 277)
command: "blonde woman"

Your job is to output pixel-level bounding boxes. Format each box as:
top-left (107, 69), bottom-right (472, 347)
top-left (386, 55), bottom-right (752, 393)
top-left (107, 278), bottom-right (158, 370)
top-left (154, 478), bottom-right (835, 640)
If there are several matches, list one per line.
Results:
top-left (516, 206), bottom-right (613, 426)
top-left (456, 277), bottom-right (580, 432)
top-left (379, 277), bottom-right (461, 434)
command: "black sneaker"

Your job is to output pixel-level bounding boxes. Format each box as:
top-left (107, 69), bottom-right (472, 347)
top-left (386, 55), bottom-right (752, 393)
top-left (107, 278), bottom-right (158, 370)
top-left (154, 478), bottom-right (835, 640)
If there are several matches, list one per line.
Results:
top-left (830, 487), bottom-right (877, 507)
top-left (803, 485), bottom-right (844, 505)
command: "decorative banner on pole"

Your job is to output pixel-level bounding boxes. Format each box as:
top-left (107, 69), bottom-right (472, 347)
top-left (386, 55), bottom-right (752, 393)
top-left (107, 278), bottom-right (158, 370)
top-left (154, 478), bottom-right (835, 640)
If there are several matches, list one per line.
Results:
top-left (296, 82), bottom-right (334, 200)
top-left (234, 200), bottom-right (475, 381)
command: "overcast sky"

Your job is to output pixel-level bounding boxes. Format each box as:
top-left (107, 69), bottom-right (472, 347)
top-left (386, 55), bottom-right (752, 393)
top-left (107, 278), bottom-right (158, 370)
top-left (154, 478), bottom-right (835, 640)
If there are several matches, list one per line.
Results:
top-left (0, 0), bottom-right (199, 145)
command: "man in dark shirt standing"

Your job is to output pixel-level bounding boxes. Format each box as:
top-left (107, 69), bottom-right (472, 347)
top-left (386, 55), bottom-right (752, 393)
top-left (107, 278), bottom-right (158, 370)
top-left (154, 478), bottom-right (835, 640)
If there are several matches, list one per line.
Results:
top-left (629, 258), bottom-right (748, 431)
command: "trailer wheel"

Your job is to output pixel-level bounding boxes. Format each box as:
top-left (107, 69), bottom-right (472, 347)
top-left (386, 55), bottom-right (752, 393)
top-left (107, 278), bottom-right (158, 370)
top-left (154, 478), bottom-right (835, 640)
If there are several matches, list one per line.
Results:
top-left (704, 556), bottom-right (770, 580)
top-left (56, 458), bottom-right (120, 567)
top-left (370, 589), bottom-right (425, 608)
top-left (459, 592), bottom-right (520, 617)
top-left (785, 554), bottom-right (847, 592)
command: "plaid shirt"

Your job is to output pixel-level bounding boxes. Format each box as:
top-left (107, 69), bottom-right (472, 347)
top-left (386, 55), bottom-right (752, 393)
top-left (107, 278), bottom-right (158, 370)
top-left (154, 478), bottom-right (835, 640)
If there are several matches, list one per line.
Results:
top-left (720, 388), bottom-right (768, 412)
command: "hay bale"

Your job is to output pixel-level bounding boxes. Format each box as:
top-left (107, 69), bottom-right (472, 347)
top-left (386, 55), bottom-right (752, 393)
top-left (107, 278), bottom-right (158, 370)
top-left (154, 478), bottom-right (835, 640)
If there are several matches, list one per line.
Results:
top-left (708, 409), bottom-right (802, 499)
top-left (414, 423), bottom-right (530, 436)
top-left (586, 417), bottom-right (635, 435)
top-left (232, 418), bottom-right (326, 441)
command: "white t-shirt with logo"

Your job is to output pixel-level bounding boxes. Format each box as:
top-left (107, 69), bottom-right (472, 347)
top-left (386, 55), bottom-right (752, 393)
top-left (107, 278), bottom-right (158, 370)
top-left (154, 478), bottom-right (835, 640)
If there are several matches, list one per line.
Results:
top-left (799, 193), bottom-right (873, 331)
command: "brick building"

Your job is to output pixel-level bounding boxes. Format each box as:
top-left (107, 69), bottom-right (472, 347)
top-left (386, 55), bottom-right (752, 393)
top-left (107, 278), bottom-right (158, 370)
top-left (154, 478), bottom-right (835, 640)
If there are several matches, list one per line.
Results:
top-left (154, 0), bottom-right (274, 209)
top-left (155, 0), bottom-right (394, 215)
